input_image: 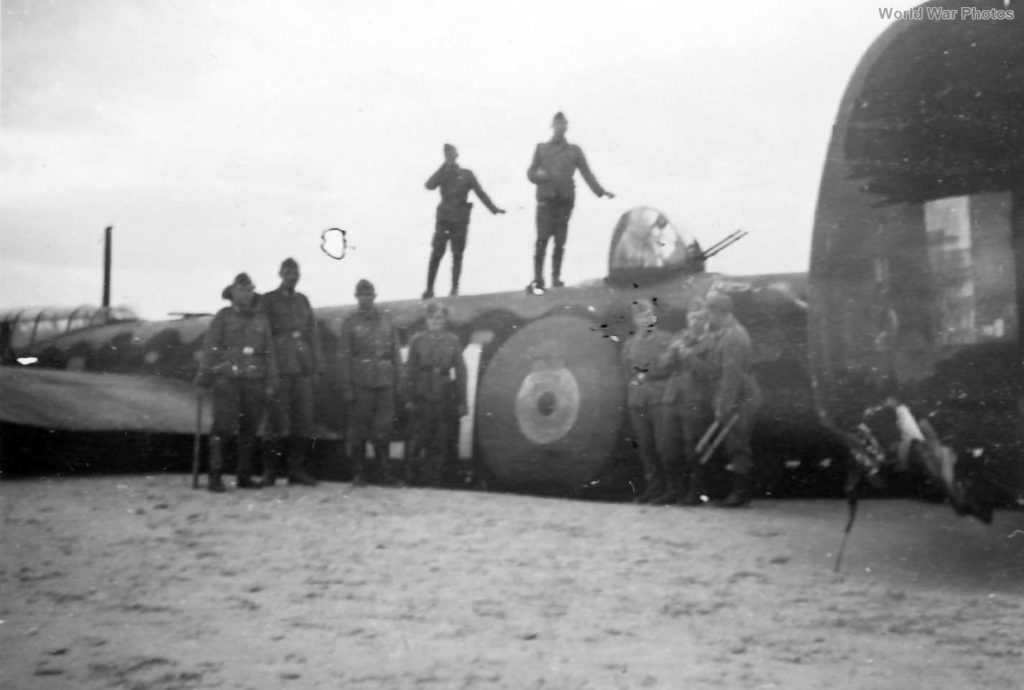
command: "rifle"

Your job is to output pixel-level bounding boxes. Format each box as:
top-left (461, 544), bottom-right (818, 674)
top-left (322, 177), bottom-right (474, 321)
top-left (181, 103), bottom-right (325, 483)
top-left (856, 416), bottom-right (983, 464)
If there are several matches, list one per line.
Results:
top-left (696, 413), bottom-right (739, 466)
top-left (191, 390), bottom-right (206, 489)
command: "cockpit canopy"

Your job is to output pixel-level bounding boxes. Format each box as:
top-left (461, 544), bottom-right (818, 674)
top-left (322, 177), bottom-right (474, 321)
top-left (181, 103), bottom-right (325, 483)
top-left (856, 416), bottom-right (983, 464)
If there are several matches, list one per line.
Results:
top-left (606, 207), bottom-right (703, 285)
top-left (1, 305), bottom-right (138, 354)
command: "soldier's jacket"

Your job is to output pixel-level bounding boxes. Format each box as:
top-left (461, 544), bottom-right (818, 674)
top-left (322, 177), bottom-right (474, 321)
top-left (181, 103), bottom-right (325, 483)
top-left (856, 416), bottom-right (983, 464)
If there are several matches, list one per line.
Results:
top-left (621, 328), bottom-right (674, 409)
top-left (405, 330), bottom-right (467, 406)
top-left (661, 328), bottom-right (715, 408)
top-left (199, 306), bottom-right (278, 384)
top-left (708, 315), bottom-right (762, 419)
top-left (338, 307), bottom-right (401, 390)
top-left (260, 287), bottom-right (323, 376)
top-left (425, 164), bottom-right (500, 224)
top-left (527, 139), bottom-right (606, 201)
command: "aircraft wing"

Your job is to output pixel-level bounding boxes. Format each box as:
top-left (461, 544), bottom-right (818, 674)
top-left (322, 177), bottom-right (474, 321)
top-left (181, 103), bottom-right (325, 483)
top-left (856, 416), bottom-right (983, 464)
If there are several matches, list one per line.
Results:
top-left (0, 366), bottom-right (210, 435)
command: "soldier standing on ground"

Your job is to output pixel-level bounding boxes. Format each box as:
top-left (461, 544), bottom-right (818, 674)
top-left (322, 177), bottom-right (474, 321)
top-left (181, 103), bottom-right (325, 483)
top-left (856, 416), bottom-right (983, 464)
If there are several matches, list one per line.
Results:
top-left (526, 111), bottom-right (615, 292)
top-left (260, 258), bottom-right (321, 487)
top-left (705, 291), bottom-right (763, 507)
top-left (194, 273), bottom-right (277, 493)
top-left (338, 279), bottom-right (401, 485)
top-left (404, 302), bottom-right (468, 486)
top-left (622, 298), bottom-right (675, 504)
top-left (660, 299), bottom-right (715, 506)
top-left (423, 144), bottom-right (505, 299)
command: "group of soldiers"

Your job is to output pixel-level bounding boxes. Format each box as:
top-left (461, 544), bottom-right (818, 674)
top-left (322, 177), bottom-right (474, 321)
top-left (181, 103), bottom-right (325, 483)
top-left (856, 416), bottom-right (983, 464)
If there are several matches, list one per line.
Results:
top-left (622, 291), bottom-right (762, 508)
top-left (422, 111), bottom-right (615, 299)
top-left (194, 258), bottom-right (759, 505)
top-left (193, 111), bottom-right (758, 501)
top-left (194, 261), bottom-right (464, 493)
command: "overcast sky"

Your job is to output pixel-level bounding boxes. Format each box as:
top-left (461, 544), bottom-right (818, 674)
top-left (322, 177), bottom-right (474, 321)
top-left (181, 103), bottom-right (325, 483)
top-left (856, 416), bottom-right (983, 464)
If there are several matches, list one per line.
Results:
top-left (1, 0), bottom-right (916, 318)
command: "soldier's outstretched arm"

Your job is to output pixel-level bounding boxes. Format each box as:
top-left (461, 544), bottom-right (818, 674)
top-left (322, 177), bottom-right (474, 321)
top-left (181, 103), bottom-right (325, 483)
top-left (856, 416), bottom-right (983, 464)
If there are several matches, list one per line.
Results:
top-left (470, 173), bottom-right (505, 215)
top-left (575, 147), bottom-right (613, 198)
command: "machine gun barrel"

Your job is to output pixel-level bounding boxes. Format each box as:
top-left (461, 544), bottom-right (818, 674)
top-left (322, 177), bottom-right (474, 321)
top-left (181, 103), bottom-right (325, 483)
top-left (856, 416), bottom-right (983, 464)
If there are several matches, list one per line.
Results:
top-left (699, 229), bottom-right (748, 261)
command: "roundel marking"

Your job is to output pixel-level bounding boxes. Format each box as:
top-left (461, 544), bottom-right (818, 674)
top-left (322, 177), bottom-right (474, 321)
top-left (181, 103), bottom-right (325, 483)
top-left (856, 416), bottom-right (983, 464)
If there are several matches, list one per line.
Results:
top-left (514, 365), bottom-right (580, 445)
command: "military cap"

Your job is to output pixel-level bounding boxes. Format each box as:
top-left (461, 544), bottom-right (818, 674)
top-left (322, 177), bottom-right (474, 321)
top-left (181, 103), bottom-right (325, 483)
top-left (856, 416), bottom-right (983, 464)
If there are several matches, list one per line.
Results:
top-left (222, 272), bottom-right (255, 300)
top-left (424, 301), bottom-right (448, 318)
top-left (443, 143), bottom-right (457, 155)
top-left (552, 111), bottom-right (568, 125)
top-left (705, 291), bottom-right (733, 313)
top-left (355, 278), bottom-right (376, 296)
top-left (280, 257), bottom-right (299, 271)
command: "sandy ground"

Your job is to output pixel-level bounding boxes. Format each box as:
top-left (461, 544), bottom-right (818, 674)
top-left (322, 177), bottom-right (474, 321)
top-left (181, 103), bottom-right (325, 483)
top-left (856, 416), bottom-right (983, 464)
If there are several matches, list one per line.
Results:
top-left (1, 476), bottom-right (1022, 690)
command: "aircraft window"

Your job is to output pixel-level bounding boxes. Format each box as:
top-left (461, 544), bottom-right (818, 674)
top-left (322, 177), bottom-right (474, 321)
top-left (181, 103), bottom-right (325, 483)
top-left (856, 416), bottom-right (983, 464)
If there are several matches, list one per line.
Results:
top-left (66, 306), bottom-right (94, 333)
top-left (608, 207), bottom-right (699, 272)
top-left (32, 310), bottom-right (63, 344)
top-left (9, 314), bottom-right (35, 350)
top-left (924, 192), bottom-right (1015, 346)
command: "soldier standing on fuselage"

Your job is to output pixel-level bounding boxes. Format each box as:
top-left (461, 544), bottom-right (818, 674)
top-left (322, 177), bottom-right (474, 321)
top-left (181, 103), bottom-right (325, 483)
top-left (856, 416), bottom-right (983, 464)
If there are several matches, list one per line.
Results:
top-left (526, 111), bottom-right (615, 292)
top-left (260, 257), bottom-right (321, 487)
top-left (423, 144), bottom-right (505, 299)
top-left (705, 291), bottom-right (763, 507)
top-left (194, 273), bottom-right (278, 493)
top-left (338, 279), bottom-right (401, 485)
top-left (622, 298), bottom-right (675, 504)
top-left (660, 300), bottom-right (715, 506)
top-left (404, 302), bottom-right (468, 486)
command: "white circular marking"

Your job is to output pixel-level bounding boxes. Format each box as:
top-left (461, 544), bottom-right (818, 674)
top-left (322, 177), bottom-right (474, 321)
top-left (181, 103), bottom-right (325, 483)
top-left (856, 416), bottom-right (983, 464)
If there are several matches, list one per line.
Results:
top-left (514, 368), bottom-right (580, 445)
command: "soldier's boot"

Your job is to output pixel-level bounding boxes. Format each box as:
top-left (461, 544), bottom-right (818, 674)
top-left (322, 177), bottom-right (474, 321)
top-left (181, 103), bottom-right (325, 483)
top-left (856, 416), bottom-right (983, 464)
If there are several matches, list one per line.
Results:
top-left (450, 257), bottom-right (461, 297)
top-left (530, 251), bottom-right (546, 292)
top-left (236, 436), bottom-right (261, 489)
top-left (373, 442), bottom-right (390, 484)
top-left (679, 467), bottom-right (706, 506)
top-left (551, 245), bottom-right (565, 288)
top-left (721, 472), bottom-right (753, 508)
top-left (287, 436), bottom-right (319, 486)
top-left (208, 435), bottom-right (227, 493)
top-left (350, 441), bottom-right (367, 486)
top-left (260, 438), bottom-right (282, 487)
top-left (424, 254), bottom-right (441, 300)
top-left (649, 476), bottom-right (682, 506)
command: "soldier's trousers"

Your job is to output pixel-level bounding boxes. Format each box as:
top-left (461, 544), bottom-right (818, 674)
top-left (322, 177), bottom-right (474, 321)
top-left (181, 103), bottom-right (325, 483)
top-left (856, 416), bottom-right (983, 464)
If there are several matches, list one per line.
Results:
top-left (348, 386), bottom-right (395, 448)
top-left (428, 220), bottom-right (468, 290)
top-left (534, 196), bottom-right (575, 282)
top-left (269, 374), bottom-right (315, 439)
top-left (661, 401), bottom-right (709, 477)
top-left (211, 378), bottom-right (265, 438)
top-left (407, 399), bottom-right (456, 483)
top-left (721, 404), bottom-right (757, 476)
top-left (629, 402), bottom-right (669, 496)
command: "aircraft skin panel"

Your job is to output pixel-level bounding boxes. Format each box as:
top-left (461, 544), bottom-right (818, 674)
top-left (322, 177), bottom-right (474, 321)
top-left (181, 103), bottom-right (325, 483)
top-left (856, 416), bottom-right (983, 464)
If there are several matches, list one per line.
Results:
top-left (0, 367), bottom-right (208, 435)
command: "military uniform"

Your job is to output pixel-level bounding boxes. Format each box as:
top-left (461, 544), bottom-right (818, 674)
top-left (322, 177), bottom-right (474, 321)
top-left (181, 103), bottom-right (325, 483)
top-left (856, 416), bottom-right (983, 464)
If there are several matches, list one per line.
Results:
top-left (338, 305), bottom-right (401, 482)
top-left (260, 285), bottom-right (323, 485)
top-left (197, 303), bottom-right (277, 489)
top-left (708, 313), bottom-right (763, 502)
top-left (622, 327), bottom-right (675, 502)
top-left (425, 162), bottom-right (501, 297)
top-left (660, 325), bottom-right (716, 504)
top-left (404, 329), bottom-right (467, 485)
top-left (527, 137), bottom-right (608, 288)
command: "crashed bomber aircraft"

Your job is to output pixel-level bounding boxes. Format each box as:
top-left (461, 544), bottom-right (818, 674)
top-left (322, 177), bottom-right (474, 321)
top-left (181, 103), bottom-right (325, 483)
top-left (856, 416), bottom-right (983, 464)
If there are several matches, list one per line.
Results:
top-left (3, 0), bottom-right (1024, 518)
